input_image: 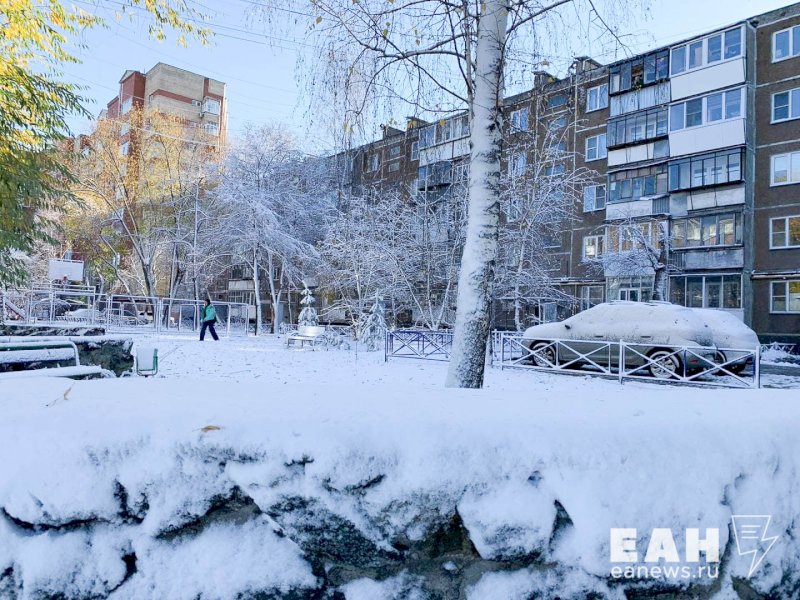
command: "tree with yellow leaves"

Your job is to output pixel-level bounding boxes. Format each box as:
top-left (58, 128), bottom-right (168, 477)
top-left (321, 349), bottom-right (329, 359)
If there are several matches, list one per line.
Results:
top-left (0, 0), bottom-right (206, 287)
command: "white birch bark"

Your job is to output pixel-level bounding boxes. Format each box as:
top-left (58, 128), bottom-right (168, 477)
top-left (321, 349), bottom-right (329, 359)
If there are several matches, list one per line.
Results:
top-left (446, 0), bottom-right (507, 388)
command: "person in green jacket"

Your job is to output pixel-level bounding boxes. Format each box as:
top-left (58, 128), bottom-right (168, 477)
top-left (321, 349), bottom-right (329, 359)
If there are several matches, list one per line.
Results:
top-left (200, 298), bottom-right (219, 341)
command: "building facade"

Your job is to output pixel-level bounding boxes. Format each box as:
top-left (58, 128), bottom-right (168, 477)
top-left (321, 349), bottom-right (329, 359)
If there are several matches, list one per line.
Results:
top-left (102, 62), bottom-right (227, 148)
top-left (330, 2), bottom-right (800, 343)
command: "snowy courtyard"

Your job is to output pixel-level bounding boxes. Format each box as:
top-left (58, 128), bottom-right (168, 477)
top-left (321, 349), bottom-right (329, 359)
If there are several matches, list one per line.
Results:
top-left (2, 333), bottom-right (800, 599)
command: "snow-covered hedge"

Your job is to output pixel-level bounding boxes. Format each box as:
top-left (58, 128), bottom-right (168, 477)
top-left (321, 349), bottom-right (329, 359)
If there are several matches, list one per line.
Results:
top-left (1, 379), bottom-right (798, 599)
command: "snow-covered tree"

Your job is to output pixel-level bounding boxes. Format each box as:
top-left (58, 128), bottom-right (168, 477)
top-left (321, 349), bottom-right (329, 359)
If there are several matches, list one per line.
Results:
top-left (298, 285), bottom-right (319, 326)
top-left (359, 294), bottom-right (388, 351)
top-left (582, 216), bottom-right (674, 303)
top-left (496, 102), bottom-right (600, 330)
top-left (214, 124), bottom-right (331, 334)
top-left (256, 0), bottom-right (647, 387)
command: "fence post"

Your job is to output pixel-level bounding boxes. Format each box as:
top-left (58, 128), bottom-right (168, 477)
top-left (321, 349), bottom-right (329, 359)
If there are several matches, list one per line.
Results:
top-left (618, 340), bottom-right (624, 385)
top-left (106, 296), bottom-right (112, 330)
top-left (226, 304), bottom-right (232, 337)
top-left (499, 331), bottom-right (505, 370)
top-left (755, 344), bottom-right (761, 389)
top-left (384, 330), bottom-right (389, 362)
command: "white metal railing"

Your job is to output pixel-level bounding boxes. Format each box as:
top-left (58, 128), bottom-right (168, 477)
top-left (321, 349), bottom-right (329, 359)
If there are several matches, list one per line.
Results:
top-left (494, 331), bottom-right (760, 389)
top-left (760, 342), bottom-right (797, 355)
top-left (1, 289), bottom-right (249, 337)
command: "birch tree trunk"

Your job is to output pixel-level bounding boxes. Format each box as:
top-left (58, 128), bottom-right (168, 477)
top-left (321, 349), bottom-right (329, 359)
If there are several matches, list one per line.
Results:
top-left (445, 0), bottom-right (507, 388)
top-left (252, 247), bottom-right (263, 336)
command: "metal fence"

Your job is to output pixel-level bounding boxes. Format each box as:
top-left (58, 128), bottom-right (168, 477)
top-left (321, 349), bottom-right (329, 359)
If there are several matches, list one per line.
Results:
top-left (494, 331), bottom-right (760, 389)
top-left (385, 328), bottom-right (761, 389)
top-left (1, 288), bottom-right (249, 337)
top-left (385, 329), bottom-right (454, 361)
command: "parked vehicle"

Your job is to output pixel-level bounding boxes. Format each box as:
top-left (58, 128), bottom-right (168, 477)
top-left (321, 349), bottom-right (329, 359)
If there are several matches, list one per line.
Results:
top-left (692, 309), bottom-right (759, 374)
top-left (521, 302), bottom-right (719, 379)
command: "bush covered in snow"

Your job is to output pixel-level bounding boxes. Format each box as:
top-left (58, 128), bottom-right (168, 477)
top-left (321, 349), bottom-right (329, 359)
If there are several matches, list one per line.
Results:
top-left (298, 286), bottom-right (318, 327)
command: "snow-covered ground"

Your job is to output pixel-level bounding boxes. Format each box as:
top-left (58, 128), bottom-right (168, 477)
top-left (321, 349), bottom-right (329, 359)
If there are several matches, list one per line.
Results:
top-left (146, 333), bottom-right (800, 390)
top-left (1, 333), bottom-right (800, 599)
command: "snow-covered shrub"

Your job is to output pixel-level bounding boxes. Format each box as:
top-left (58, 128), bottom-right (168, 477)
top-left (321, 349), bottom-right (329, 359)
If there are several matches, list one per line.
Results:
top-left (359, 296), bottom-right (387, 351)
top-left (298, 286), bottom-right (318, 327)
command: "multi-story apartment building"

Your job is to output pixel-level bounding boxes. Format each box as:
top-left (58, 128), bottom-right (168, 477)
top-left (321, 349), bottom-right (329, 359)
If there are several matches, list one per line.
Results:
top-left (101, 62), bottom-right (227, 148)
top-left (329, 2), bottom-right (800, 343)
top-left (753, 4), bottom-right (800, 343)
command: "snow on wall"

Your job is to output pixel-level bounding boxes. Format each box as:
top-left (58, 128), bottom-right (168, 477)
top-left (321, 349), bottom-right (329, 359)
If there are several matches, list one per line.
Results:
top-left (0, 378), bottom-right (799, 598)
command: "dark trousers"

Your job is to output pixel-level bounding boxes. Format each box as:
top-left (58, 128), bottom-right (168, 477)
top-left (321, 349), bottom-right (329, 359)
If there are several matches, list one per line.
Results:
top-left (200, 320), bottom-right (219, 341)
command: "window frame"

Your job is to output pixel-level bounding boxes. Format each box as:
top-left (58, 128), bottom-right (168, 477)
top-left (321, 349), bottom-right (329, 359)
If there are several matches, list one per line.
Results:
top-left (670, 26), bottom-right (744, 75)
top-left (670, 274), bottom-right (742, 309)
top-left (509, 108), bottom-right (529, 132)
top-left (669, 88), bottom-right (744, 132)
top-left (770, 151), bottom-right (800, 187)
top-left (770, 280), bottom-right (800, 313)
top-left (769, 215), bottom-right (800, 249)
top-left (586, 83), bottom-right (609, 112)
top-left (410, 141), bottom-right (419, 161)
top-left (583, 184), bottom-right (607, 212)
top-left (772, 25), bottom-right (800, 63)
top-left (668, 148), bottom-right (744, 192)
top-left (771, 88), bottom-right (800, 123)
top-left (585, 132), bottom-right (608, 162)
top-left (582, 234), bottom-right (606, 260)
top-left (671, 212), bottom-right (742, 249)
top-left (508, 151), bottom-right (527, 178)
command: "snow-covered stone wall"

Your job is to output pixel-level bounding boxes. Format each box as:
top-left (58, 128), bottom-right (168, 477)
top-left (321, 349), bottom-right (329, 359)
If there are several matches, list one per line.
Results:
top-left (0, 379), bottom-right (798, 599)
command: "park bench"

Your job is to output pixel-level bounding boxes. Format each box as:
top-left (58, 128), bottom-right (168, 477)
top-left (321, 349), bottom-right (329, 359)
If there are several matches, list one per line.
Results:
top-left (286, 325), bottom-right (326, 349)
top-left (0, 340), bottom-right (104, 380)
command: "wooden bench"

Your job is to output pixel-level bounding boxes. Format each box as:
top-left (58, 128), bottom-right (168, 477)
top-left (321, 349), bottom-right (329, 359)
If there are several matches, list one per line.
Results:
top-left (0, 340), bottom-right (104, 380)
top-left (286, 325), bottom-right (327, 349)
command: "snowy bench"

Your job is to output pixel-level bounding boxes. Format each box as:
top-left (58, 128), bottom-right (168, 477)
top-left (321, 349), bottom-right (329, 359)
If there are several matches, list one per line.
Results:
top-left (0, 340), bottom-right (104, 380)
top-left (286, 325), bottom-right (326, 349)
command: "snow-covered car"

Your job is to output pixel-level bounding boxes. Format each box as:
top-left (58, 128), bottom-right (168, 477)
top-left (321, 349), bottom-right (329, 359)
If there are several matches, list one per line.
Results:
top-left (692, 309), bottom-right (759, 374)
top-left (521, 302), bottom-right (717, 379)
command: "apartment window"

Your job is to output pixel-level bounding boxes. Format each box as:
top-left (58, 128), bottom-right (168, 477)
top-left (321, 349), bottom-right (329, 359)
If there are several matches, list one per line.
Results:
top-left (120, 97), bottom-right (132, 115)
top-left (509, 108), bottom-right (529, 132)
top-left (770, 216), bottom-right (800, 249)
top-left (670, 275), bottom-right (741, 309)
top-left (203, 123), bottom-right (219, 135)
top-left (548, 94), bottom-right (567, 109)
top-left (583, 235), bottom-right (605, 259)
top-left (579, 286), bottom-right (604, 311)
top-left (368, 153), bottom-right (379, 172)
top-left (585, 133), bottom-right (607, 161)
top-left (119, 141), bottom-right (129, 156)
top-left (508, 152), bottom-right (527, 178)
top-left (548, 115), bottom-right (567, 131)
top-left (770, 151), bottom-right (800, 186)
top-left (668, 148), bottom-right (744, 192)
top-left (607, 222), bottom-right (657, 253)
top-left (608, 164), bottom-right (668, 203)
top-left (387, 162), bottom-right (400, 173)
top-left (771, 281), bottom-right (800, 312)
top-left (671, 213), bottom-right (742, 248)
top-left (419, 125), bottom-right (435, 149)
top-left (586, 84), bottom-right (609, 112)
top-left (671, 26), bottom-right (743, 75)
top-left (583, 184), bottom-right (606, 212)
top-left (389, 145), bottom-right (401, 158)
top-left (191, 99), bottom-right (201, 107)
top-left (452, 162), bottom-right (469, 184)
top-left (773, 25), bottom-right (800, 61)
top-left (119, 122), bottom-right (130, 136)
top-left (772, 88), bottom-right (800, 123)
top-left (609, 50), bottom-right (669, 94)
top-left (202, 98), bottom-right (221, 115)
top-left (607, 107), bottom-right (668, 148)
top-left (545, 164), bottom-right (565, 176)
top-left (410, 141), bottom-right (419, 161)
top-left (669, 88), bottom-right (743, 131)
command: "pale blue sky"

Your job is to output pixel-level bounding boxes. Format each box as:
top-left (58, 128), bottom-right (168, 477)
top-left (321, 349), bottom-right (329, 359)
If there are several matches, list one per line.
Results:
top-left (63, 0), bottom-right (795, 152)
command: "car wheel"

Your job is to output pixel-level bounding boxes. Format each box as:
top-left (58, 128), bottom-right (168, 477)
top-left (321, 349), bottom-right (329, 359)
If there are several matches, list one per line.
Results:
top-left (530, 341), bottom-right (557, 368)
top-left (647, 349), bottom-right (681, 380)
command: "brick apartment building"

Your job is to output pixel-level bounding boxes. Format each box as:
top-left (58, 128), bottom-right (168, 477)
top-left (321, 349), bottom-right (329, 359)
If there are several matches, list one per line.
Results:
top-left (322, 2), bottom-right (800, 343)
top-left (102, 62), bottom-right (227, 148)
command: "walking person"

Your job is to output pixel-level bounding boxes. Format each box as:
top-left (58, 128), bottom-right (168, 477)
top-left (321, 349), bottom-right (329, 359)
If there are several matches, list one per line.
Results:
top-left (200, 298), bottom-right (219, 341)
